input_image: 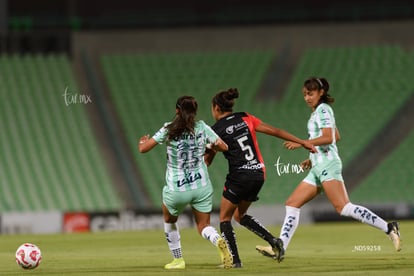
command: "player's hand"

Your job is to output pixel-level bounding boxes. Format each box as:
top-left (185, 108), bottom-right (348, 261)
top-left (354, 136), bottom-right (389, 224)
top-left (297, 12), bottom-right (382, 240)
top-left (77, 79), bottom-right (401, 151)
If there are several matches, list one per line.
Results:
top-left (284, 141), bottom-right (301, 150)
top-left (302, 141), bottom-right (317, 153)
top-left (139, 134), bottom-right (150, 145)
top-left (301, 159), bottom-right (312, 170)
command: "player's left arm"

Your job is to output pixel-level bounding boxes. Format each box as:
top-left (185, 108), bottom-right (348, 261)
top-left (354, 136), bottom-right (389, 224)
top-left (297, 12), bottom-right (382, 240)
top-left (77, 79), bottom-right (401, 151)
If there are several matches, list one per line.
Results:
top-left (212, 137), bottom-right (228, 152)
top-left (308, 128), bottom-right (334, 146)
top-left (138, 134), bottom-right (158, 153)
top-left (308, 127), bottom-right (342, 146)
top-left (300, 159), bottom-right (312, 170)
top-left (307, 106), bottom-right (340, 146)
top-left (204, 137), bottom-right (227, 166)
top-left (335, 127), bottom-right (341, 142)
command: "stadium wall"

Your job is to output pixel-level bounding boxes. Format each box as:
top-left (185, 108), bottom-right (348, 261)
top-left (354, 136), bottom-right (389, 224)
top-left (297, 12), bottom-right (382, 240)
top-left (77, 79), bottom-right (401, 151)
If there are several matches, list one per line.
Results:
top-left (2, 203), bottom-right (413, 234)
top-left (72, 20), bottom-right (414, 56)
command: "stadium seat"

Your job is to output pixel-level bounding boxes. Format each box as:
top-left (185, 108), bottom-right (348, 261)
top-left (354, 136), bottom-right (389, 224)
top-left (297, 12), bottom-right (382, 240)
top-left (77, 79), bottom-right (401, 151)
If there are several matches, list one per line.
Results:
top-left (351, 128), bottom-right (414, 203)
top-left (101, 45), bottom-right (414, 206)
top-left (101, 50), bottom-right (275, 206)
top-left (0, 54), bottom-right (122, 212)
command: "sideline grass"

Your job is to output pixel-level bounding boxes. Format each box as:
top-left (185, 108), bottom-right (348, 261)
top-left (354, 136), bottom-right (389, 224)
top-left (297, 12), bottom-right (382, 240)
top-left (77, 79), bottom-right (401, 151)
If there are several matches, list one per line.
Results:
top-left (1, 221), bottom-right (413, 275)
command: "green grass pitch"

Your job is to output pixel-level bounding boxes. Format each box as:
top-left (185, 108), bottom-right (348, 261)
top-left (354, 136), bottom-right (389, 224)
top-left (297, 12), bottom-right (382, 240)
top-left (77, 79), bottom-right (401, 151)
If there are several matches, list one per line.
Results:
top-left (1, 221), bottom-right (413, 275)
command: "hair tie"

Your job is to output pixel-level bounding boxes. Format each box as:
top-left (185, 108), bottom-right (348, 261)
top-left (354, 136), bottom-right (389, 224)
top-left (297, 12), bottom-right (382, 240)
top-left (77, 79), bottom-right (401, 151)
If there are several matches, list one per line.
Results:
top-left (316, 78), bottom-right (323, 89)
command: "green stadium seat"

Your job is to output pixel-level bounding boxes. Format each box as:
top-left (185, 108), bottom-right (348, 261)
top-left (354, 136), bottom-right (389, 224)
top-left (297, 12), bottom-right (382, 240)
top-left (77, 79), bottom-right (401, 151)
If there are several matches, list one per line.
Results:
top-left (101, 50), bottom-right (275, 207)
top-left (351, 128), bottom-right (414, 204)
top-left (101, 45), bottom-right (414, 206)
top-left (0, 54), bottom-right (122, 212)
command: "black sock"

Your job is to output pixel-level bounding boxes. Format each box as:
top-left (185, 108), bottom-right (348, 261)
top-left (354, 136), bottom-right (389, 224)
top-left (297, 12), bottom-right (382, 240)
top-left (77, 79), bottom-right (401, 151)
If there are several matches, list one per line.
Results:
top-left (240, 214), bottom-right (275, 243)
top-left (220, 221), bottom-right (241, 264)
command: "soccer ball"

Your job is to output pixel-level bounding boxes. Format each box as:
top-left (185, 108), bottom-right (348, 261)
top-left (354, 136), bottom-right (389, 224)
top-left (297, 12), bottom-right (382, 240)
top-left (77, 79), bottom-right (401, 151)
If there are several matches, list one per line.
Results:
top-left (15, 243), bottom-right (42, 269)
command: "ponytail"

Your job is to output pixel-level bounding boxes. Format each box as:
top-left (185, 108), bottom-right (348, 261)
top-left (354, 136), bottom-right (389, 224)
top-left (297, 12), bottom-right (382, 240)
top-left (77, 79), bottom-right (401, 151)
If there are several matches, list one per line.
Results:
top-left (167, 96), bottom-right (198, 140)
top-left (212, 88), bottom-right (240, 112)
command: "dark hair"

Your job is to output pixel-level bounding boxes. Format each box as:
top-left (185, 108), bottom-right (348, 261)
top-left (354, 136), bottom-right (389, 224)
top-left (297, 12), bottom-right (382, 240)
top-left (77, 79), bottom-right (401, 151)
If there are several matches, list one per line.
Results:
top-left (167, 96), bottom-right (198, 140)
top-left (304, 77), bottom-right (334, 104)
top-left (212, 88), bottom-right (239, 112)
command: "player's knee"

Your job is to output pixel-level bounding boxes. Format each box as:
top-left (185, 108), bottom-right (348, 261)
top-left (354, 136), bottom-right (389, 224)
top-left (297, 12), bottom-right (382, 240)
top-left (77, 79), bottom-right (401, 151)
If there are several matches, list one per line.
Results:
top-left (163, 215), bottom-right (177, 224)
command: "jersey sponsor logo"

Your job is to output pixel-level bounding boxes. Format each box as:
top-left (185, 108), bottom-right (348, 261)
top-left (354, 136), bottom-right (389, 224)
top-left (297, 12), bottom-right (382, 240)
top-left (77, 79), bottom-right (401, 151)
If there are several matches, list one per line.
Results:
top-left (225, 121), bottom-right (247, 135)
top-left (176, 172), bottom-right (202, 187)
top-left (238, 163), bottom-right (264, 170)
top-left (173, 132), bottom-right (203, 141)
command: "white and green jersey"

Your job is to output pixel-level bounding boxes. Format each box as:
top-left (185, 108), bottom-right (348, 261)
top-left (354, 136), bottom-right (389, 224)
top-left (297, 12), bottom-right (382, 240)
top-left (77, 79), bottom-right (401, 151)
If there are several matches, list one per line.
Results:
top-left (153, 120), bottom-right (219, 192)
top-left (308, 103), bottom-right (341, 165)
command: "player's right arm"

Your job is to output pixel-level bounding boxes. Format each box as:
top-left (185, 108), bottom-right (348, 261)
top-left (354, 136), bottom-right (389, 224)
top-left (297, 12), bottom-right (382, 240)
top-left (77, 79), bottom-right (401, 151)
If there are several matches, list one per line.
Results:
top-left (139, 124), bottom-right (169, 153)
top-left (286, 127), bottom-right (340, 150)
top-left (138, 134), bottom-right (158, 153)
top-left (256, 122), bottom-right (316, 153)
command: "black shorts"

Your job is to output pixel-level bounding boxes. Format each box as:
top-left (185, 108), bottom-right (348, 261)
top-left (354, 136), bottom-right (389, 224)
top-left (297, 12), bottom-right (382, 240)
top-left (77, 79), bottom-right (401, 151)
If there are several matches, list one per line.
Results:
top-left (223, 172), bottom-right (264, 204)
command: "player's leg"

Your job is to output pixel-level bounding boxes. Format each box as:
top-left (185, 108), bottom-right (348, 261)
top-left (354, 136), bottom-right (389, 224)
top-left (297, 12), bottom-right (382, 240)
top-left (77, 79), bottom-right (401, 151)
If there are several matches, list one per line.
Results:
top-left (256, 181), bottom-right (319, 260)
top-left (235, 201), bottom-right (284, 263)
top-left (162, 203), bottom-right (185, 269)
top-left (219, 196), bottom-right (241, 267)
top-left (192, 185), bottom-right (233, 268)
top-left (192, 208), bottom-right (233, 269)
top-left (280, 182), bottom-right (319, 249)
top-left (323, 179), bottom-right (402, 251)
